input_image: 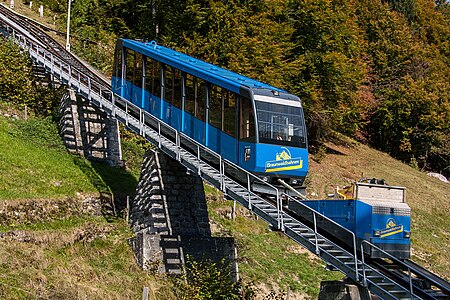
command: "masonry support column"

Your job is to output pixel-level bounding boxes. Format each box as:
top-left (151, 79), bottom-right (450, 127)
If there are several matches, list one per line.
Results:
top-left (59, 89), bottom-right (123, 167)
top-left (129, 150), bottom-right (237, 277)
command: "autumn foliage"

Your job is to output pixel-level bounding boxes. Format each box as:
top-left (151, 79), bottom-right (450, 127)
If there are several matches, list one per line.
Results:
top-left (5, 0), bottom-right (450, 175)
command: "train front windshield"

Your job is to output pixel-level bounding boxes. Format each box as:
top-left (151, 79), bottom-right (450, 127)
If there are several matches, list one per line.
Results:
top-left (255, 100), bottom-right (307, 148)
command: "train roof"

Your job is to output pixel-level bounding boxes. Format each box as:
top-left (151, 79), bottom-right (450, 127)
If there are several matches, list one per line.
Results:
top-left (120, 39), bottom-right (286, 95)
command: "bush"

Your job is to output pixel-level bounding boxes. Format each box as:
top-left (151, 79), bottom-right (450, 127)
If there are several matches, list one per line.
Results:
top-left (173, 257), bottom-right (254, 300)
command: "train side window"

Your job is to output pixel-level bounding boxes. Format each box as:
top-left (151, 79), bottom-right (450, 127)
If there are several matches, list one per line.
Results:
top-left (135, 52), bottom-right (143, 88)
top-left (125, 49), bottom-right (135, 84)
top-left (196, 79), bottom-right (206, 122)
top-left (153, 60), bottom-right (162, 98)
top-left (223, 90), bottom-right (236, 138)
top-left (239, 96), bottom-right (256, 142)
top-left (163, 66), bottom-right (182, 108)
top-left (185, 74), bottom-right (195, 115)
top-left (184, 74), bottom-right (206, 121)
top-left (209, 85), bottom-right (222, 129)
top-left (115, 48), bottom-right (122, 80)
top-left (173, 68), bottom-right (182, 108)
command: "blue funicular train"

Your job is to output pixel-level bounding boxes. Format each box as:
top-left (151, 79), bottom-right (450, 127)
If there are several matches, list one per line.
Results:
top-left (112, 39), bottom-right (411, 259)
top-left (112, 39), bottom-right (308, 195)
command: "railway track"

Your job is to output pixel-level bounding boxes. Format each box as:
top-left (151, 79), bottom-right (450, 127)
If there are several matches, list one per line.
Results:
top-left (0, 4), bottom-right (109, 88)
top-left (369, 258), bottom-right (450, 299)
top-left (1, 4), bottom-right (450, 299)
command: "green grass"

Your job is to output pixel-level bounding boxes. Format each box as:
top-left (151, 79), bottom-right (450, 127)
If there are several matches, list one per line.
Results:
top-left (0, 218), bottom-right (176, 300)
top-left (0, 215), bottom-right (100, 232)
top-left (0, 113), bottom-right (176, 299)
top-left (0, 116), bottom-right (97, 199)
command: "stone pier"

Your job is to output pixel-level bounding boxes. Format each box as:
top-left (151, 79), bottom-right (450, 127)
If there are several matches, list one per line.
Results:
top-left (129, 150), bottom-right (237, 276)
top-left (59, 89), bottom-right (122, 166)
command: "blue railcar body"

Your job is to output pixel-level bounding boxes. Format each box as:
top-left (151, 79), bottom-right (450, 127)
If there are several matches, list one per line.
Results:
top-left (113, 38), bottom-right (411, 259)
top-left (112, 38), bottom-right (309, 188)
top-left (290, 196), bottom-right (411, 259)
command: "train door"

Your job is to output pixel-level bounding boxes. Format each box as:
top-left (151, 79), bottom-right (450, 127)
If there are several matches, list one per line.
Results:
top-left (143, 57), bottom-right (162, 117)
top-left (238, 95), bottom-right (256, 170)
top-left (163, 66), bottom-right (182, 131)
top-left (183, 74), bottom-right (206, 144)
top-left (220, 91), bottom-right (239, 163)
top-left (112, 46), bottom-right (123, 96)
top-left (207, 85), bottom-right (222, 154)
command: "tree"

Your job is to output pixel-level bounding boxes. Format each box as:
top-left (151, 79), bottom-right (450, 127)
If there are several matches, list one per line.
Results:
top-left (286, 0), bottom-right (368, 141)
top-left (0, 38), bottom-right (34, 107)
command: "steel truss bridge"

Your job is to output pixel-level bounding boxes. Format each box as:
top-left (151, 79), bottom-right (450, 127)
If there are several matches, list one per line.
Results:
top-left (1, 4), bottom-right (449, 299)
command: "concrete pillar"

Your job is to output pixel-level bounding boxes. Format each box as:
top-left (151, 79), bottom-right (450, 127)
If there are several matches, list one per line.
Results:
top-left (318, 280), bottom-right (372, 300)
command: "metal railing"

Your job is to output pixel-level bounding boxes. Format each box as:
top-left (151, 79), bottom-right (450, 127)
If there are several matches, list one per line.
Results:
top-left (31, 29), bottom-right (286, 230)
top-left (361, 241), bottom-right (419, 299)
top-left (282, 193), bottom-right (359, 282)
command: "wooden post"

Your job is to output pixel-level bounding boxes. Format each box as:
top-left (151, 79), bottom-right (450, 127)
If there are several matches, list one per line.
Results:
top-left (232, 200), bottom-right (236, 220)
top-left (286, 287), bottom-right (290, 300)
top-left (142, 287), bottom-right (149, 300)
top-left (126, 195), bottom-right (130, 223)
top-left (24, 105), bottom-right (27, 120)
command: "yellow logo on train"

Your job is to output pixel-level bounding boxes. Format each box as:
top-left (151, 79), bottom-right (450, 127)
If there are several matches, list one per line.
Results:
top-left (265, 147), bottom-right (303, 173)
top-left (379, 218), bottom-right (403, 238)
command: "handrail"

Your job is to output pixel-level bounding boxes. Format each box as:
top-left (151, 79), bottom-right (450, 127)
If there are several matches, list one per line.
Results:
top-left (282, 193), bottom-right (359, 282)
top-left (15, 34), bottom-right (109, 94)
top-left (361, 240), bottom-right (418, 299)
top-left (222, 157), bottom-right (282, 228)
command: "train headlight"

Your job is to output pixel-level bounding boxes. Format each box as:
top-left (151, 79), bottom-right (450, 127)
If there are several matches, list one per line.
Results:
top-left (403, 231), bottom-right (411, 238)
top-left (291, 179), bottom-right (299, 185)
top-left (374, 230), bottom-right (381, 237)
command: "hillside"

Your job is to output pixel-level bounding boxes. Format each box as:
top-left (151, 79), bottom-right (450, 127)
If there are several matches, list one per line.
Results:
top-left (1, 0), bottom-right (449, 297)
top-left (0, 109), bottom-right (342, 299)
top-left (0, 88), bottom-right (447, 298)
top-left (0, 111), bottom-right (172, 299)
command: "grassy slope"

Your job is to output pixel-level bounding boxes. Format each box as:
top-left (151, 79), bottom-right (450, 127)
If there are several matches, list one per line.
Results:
top-left (307, 137), bottom-right (450, 279)
top-left (0, 217), bottom-right (173, 300)
top-left (0, 114), bottom-right (172, 299)
top-left (0, 116), bottom-right (97, 199)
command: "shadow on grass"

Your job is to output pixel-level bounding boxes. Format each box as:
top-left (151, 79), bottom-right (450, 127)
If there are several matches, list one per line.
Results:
top-left (72, 156), bottom-right (138, 219)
